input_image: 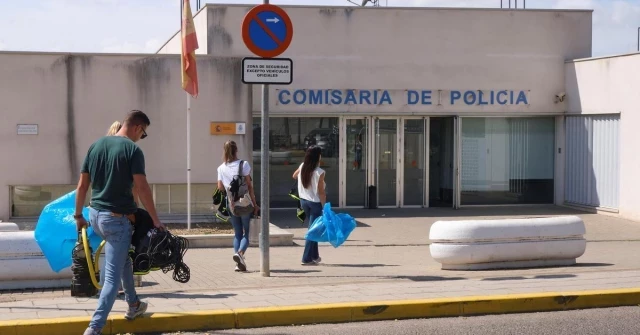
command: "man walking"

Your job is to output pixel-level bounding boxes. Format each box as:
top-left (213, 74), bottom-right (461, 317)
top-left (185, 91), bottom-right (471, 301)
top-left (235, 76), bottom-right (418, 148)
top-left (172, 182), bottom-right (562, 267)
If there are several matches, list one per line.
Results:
top-left (74, 110), bottom-right (165, 335)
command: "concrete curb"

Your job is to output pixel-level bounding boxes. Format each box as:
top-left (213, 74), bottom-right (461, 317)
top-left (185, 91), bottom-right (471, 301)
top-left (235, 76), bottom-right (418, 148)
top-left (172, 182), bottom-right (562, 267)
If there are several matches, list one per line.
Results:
top-left (0, 222), bottom-right (18, 231)
top-left (182, 223), bottom-right (294, 248)
top-left (2, 288), bottom-right (640, 334)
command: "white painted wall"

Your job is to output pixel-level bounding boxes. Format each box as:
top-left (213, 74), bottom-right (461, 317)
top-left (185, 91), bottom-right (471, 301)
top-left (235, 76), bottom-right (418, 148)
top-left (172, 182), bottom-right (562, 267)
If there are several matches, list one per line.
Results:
top-left (0, 52), bottom-right (252, 221)
top-left (194, 5), bottom-right (591, 115)
top-left (0, 5), bottom-right (596, 218)
top-left (564, 53), bottom-right (640, 220)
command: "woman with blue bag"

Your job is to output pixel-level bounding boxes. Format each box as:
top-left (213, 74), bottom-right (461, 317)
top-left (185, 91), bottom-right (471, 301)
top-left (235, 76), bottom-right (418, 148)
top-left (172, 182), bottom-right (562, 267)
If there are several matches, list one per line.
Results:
top-left (292, 146), bottom-right (326, 265)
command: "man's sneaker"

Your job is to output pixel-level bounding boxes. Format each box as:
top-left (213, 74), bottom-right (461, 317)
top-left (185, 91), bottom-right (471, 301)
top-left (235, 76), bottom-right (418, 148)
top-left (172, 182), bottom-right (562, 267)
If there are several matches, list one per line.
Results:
top-left (301, 261), bottom-right (317, 266)
top-left (233, 253), bottom-right (247, 272)
top-left (314, 257), bottom-right (322, 264)
top-left (125, 301), bottom-right (148, 320)
top-left (235, 265), bottom-right (241, 272)
top-left (83, 327), bottom-right (101, 335)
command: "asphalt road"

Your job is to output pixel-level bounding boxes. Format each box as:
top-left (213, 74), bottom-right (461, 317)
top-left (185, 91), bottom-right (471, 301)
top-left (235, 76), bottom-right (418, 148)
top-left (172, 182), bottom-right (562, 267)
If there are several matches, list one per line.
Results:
top-left (155, 307), bottom-right (640, 335)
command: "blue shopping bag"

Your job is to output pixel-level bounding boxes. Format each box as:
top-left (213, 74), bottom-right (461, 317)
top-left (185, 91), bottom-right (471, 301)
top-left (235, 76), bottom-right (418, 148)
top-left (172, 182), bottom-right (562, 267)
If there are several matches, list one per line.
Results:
top-left (305, 202), bottom-right (356, 248)
top-left (34, 190), bottom-right (103, 272)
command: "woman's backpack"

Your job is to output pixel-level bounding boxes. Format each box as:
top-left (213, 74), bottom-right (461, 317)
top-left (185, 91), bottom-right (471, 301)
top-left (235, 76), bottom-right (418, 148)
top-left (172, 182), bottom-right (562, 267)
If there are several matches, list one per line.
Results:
top-left (228, 160), bottom-right (254, 216)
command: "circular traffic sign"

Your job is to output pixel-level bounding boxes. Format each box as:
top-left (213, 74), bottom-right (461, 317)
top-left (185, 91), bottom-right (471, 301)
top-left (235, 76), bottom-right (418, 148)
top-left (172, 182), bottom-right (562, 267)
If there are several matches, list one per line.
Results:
top-left (241, 4), bottom-right (293, 58)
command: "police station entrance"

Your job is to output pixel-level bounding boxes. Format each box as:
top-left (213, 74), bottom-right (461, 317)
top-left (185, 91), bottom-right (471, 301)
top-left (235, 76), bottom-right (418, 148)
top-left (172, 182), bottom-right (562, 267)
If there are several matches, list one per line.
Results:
top-left (269, 88), bottom-right (548, 210)
top-left (339, 116), bottom-right (458, 209)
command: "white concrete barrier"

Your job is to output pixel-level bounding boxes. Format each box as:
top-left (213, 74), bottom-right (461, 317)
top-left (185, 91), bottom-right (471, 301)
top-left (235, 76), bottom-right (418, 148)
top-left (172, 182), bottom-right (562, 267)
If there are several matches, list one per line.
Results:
top-left (0, 231), bottom-right (74, 290)
top-left (0, 222), bottom-right (18, 231)
top-left (0, 231), bottom-right (143, 291)
top-left (0, 223), bottom-right (295, 290)
top-left (429, 216), bottom-right (587, 270)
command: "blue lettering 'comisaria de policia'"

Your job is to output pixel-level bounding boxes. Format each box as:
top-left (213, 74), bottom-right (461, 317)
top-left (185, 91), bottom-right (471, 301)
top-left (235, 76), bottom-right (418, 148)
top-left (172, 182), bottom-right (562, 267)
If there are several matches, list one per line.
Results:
top-left (277, 89), bottom-right (529, 106)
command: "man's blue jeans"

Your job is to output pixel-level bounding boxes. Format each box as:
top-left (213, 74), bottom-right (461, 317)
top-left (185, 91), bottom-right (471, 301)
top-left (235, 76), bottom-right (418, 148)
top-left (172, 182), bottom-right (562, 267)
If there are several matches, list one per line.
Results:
top-left (88, 208), bottom-right (139, 331)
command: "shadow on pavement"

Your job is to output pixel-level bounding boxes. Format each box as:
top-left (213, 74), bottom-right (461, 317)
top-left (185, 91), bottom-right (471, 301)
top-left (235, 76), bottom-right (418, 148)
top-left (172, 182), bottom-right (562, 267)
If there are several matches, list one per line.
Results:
top-left (390, 275), bottom-right (467, 282)
top-left (534, 274), bottom-right (579, 279)
top-left (572, 262), bottom-right (614, 268)
top-left (332, 206), bottom-right (588, 219)
top-left (270, 269), bottom-right (322, 274)
top-left (141, 281), bottom-right (159, 287)
top-left (269, 205), bottom-right (591, 231)
top-left (482, 274), bottom-right (579, 281)
top-left (473, 263), bottom-right (614, 280)
top-left (483, 276), bottom-right (538, 281)
top-left (322, 264), bottom-right (399, 268)
top-left (268, 273), bottom-right (467, 282)
top-left (356, 220), bottom-right (371, 227)
top-left (138, 332), bottom-right (285, 335)
top-left (143, 292), bottom-right (237, 299)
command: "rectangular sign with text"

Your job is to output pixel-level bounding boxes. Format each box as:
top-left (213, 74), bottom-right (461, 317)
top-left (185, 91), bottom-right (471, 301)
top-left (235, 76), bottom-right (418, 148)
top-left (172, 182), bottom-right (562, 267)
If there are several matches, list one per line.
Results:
top-left (210, 122), bottom-right (246, 135)
top-left (17, 124), bottom-right (38, 135)
top-left (242, 57), bottom-right (293, 85)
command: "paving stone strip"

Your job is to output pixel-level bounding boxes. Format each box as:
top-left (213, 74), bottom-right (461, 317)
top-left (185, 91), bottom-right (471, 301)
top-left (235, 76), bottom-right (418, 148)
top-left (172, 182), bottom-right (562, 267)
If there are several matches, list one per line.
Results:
top-left (1, 269), bottom-right (640, 321)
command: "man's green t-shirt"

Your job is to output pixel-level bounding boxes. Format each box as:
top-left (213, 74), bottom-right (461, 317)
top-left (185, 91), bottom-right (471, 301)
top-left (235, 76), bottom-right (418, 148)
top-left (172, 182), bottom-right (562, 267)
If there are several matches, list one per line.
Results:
top-left (80, 136), bottom-right (145, 215)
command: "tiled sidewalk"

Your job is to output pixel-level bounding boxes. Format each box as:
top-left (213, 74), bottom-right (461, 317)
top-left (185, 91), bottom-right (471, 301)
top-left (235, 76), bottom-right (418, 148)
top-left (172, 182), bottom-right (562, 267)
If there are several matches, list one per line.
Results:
top-left (2, 240), bottom-right (637, 302)
top-left (4, 206), bottom-right (640, 324)
top-left (2, 268), bottom-right (640, 321)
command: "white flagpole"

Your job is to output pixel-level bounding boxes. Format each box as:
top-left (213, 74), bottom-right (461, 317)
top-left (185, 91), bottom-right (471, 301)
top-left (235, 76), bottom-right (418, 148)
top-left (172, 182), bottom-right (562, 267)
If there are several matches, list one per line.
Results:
top-left (187, 93), bottom-right (191, 230)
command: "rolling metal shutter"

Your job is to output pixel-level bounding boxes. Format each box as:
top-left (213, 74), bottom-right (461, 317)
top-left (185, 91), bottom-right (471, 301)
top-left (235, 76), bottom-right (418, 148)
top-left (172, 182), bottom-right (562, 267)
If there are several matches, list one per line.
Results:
top-left (565, 115), bottom-right (620, 209)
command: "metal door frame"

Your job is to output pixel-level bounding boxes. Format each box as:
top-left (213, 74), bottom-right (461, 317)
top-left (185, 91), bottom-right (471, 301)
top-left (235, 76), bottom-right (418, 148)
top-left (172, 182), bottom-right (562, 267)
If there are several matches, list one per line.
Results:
top-left (453, 116), bottom-right (461, 209)
top-left (339, 116), bottom-right (371, 208)
top-left (373, 117), bottom-right (402, 208)
top-left (399, 116), bottom-right (429, 208)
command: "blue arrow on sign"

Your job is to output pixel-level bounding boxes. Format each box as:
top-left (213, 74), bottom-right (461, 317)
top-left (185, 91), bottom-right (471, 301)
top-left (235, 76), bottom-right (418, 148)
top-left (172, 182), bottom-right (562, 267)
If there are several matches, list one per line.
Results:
top-left (248, 11), bottom-right (288, 52)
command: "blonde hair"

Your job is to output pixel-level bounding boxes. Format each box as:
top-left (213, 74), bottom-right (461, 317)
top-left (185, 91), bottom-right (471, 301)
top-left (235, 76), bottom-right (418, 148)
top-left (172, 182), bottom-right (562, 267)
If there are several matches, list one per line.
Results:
top-left (106, 121), bottom-right (122, 136)
top-left (223, 140), bottom-right (238, 163)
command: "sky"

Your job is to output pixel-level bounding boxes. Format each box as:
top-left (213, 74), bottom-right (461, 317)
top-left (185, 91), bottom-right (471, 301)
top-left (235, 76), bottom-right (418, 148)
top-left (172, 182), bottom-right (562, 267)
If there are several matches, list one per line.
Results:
top-left (0, 0), bottom-right (638, 57)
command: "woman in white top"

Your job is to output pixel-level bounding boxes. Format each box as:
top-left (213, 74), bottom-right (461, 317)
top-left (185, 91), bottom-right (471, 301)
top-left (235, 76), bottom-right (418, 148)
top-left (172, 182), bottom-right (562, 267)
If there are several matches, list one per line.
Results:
top-left (292, 146), bottom-right (326, 265)
top-left (217, 140), bottom-right (259, 272)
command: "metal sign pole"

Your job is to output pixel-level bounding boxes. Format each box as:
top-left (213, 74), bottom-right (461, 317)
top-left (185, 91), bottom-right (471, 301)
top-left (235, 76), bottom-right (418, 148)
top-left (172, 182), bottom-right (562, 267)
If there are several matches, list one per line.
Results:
top-left (260, 82), bottom-right (270, 277)
top-left (259, 0), bottom-right (271, 278)
top-left (242, 0), bottom-right (292, 278)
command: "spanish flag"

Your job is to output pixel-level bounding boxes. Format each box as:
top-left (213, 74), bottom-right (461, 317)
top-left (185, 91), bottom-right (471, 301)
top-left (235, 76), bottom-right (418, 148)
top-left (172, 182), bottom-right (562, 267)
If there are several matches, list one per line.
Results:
top-left (181, 0), bottom-right (199, 98)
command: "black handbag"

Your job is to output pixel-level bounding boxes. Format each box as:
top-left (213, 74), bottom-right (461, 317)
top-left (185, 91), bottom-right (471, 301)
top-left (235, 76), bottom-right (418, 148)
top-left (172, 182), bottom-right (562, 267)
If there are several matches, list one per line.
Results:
top-left (288, 181), bottom-right (306, 223)
top-left (212, 188), bottom-right (230, 222)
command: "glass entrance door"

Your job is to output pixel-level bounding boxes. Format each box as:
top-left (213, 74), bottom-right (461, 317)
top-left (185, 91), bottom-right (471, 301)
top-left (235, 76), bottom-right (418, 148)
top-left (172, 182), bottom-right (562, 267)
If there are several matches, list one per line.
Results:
top-left (402, 118), bottom-right (427, 207)
top-left (428, 117), bottom-right (456, 208)
top-left (375, 118), bottom-right (399, 207)
top-left (343, 118), bottom-right (369, 207)
top-left (339, 117), bottom-right (455, 209)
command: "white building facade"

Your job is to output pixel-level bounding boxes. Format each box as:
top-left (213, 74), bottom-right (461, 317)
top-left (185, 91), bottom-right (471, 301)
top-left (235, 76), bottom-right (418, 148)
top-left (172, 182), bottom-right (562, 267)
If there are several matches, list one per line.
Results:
top-left (2, 5), bottom-right (636, 221)
top-left (158, 5), bottom-right (592, 210)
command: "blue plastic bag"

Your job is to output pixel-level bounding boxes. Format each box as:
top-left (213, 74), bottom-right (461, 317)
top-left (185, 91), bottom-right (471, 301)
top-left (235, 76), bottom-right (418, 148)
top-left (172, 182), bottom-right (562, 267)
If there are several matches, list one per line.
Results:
top-left (305, 202), bottom-right (356, 248)
top-left (34, 190), bottom-right (103, 273)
